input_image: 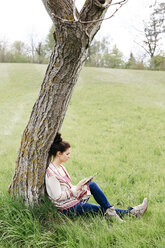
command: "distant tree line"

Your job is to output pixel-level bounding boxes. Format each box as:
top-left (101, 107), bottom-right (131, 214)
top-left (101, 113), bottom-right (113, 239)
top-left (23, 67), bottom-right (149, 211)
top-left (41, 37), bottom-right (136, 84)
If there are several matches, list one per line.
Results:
top-left (0, 24), bottom-right (55, 64)
top-left (0, 1), bottom-right (164, 70)
top-left (0, 39), bottom-right (48, 64)
top-left (85, 37), bottom-right (146, 70)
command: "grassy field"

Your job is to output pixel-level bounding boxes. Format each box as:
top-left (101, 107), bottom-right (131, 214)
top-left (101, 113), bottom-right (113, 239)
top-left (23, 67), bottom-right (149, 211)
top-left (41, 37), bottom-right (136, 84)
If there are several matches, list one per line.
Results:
top-left (0, 63), bottom-right (165, 247)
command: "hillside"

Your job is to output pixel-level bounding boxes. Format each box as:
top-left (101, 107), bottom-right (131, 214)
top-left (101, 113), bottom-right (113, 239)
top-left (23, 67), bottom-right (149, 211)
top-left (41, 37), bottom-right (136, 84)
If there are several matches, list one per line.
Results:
top-left (0, 63), bottom-right (165, 247)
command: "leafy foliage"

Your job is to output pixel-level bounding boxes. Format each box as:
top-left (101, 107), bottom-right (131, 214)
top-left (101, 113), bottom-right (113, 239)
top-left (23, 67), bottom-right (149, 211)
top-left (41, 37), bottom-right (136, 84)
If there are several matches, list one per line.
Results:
top-left (150, 54), bottom-right (165, 70)
top-left (86, 37), bottom-right (124, 68)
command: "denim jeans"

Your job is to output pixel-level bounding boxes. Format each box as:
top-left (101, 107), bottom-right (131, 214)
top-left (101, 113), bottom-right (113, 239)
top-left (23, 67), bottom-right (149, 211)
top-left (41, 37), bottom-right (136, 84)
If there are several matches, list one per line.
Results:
top-left (62, 181), bottom-right (131, 217)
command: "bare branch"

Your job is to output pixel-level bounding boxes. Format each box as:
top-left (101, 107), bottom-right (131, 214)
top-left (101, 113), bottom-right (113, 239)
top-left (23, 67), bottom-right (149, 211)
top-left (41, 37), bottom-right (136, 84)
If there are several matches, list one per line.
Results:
top-left (50, 0), bottom-right (128, 24)
top-left (110, 0), bottom-right (129, 7)
top-left (79, 0), bottom-right (128, 24)
top-left (134, 40), bottom-right (151, 57)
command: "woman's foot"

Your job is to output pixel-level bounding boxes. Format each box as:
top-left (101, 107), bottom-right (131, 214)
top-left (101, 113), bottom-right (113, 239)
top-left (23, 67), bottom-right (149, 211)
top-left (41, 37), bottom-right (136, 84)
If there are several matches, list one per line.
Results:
top-left (130, 198), bottom-right (148, 218)
top-left (105, 207), bottom-right (124, 222)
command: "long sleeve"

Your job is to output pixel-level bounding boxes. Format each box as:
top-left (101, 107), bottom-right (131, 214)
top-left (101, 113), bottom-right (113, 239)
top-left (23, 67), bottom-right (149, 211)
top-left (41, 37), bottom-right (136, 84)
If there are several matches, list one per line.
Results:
top-left (46, 174), bottom-right (74, 201)
top-left (70, 185), bottom-right (78, 197)
top-left (45, 164), bottom-right (89, 210)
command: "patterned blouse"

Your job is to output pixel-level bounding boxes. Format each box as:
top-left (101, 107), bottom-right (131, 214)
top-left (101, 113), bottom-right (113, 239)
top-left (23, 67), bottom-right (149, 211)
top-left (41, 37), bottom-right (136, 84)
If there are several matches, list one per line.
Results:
top-left (45, 162), bottom-right (91, 211)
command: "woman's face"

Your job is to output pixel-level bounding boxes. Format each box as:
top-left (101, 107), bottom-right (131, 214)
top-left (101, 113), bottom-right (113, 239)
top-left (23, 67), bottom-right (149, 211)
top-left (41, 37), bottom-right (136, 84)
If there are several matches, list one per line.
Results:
top-left (58, 148), bottom-right (71, 163)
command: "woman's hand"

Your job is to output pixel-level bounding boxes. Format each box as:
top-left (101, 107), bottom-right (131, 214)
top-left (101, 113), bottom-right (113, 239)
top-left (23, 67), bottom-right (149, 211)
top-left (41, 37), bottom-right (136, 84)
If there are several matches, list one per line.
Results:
top-left (76, 178), bottom-right (87, 191)
top-left (76, 177), bottom-right (93, 191)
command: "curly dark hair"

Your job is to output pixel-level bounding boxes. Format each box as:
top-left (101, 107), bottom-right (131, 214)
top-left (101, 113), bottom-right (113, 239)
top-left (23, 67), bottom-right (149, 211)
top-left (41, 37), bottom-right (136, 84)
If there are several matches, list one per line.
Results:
top-left (49, 132), bottom-right (70, 158)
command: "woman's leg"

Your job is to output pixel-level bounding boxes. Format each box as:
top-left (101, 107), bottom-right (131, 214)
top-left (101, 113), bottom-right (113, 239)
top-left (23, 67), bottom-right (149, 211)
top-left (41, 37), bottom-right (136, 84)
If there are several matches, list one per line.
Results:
top-left (62, 181), bottom-right (131, 217)
top-left (62, 201), bottom-right (102, 216)
top-left (88, 181), bottom-right (112, 212)
top-left (88, 181), bottom-right (131, 217)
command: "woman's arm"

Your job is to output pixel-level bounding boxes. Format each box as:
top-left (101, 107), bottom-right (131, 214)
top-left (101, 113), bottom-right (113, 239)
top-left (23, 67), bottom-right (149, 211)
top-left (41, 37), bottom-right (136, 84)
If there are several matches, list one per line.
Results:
top-left (46, 174), bottom-right (79, 201)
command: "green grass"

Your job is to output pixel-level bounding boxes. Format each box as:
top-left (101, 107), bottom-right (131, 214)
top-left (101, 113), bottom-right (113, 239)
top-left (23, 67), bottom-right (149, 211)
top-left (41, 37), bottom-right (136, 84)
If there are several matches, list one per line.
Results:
top-left (0, 63), bottom-right (165, 247)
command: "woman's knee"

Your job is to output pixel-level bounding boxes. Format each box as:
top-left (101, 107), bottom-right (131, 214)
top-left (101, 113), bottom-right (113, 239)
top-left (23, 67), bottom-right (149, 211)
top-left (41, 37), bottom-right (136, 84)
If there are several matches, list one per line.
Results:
top-left (88, 181), bottom-right (97, 190)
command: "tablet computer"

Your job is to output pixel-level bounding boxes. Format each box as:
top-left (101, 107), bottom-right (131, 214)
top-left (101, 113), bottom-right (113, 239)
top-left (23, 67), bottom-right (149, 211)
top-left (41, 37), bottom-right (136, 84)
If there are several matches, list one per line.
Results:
top-left (83, 172), bottom-right (98, 185)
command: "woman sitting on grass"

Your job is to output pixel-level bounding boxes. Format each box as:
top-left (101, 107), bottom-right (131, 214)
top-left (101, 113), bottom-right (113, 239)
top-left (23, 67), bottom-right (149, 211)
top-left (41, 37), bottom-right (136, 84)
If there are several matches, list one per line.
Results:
top-left (45, 133), bottom-right (148, 221)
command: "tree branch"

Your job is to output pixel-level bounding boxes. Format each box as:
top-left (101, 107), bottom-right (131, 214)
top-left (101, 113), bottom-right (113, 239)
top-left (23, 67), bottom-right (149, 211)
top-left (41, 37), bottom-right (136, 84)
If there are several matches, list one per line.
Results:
top-left (134, 40), bottom-right (151, 57)
top-left (79, 0), bottom-right (128, 24)
top-left (42, 0), bottom-right (128, 29)
top-left (80, 0), bottom-right (128, 21)
top-left (41, 0), bottom-right (79, 23)
top-left (80, 0), bottom-right (112, 22)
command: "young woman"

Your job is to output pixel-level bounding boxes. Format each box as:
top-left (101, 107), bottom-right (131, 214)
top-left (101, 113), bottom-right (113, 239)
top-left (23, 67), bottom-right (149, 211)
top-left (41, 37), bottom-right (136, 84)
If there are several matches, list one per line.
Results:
top-left (45, 133), bottom-right (148, 221)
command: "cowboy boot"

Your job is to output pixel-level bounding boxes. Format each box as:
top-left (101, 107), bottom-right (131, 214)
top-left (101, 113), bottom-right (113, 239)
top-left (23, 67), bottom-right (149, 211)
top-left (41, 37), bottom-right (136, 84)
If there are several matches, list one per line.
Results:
top-left (105, 207), bottom-right (124, 222)
top-left (130, 198), bottom-right (148, 218)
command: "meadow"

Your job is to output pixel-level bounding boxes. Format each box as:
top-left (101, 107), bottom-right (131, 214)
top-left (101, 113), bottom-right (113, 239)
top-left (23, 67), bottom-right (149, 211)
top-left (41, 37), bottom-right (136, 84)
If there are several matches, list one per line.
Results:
top-left (0, 63), bottom-right (165, 247)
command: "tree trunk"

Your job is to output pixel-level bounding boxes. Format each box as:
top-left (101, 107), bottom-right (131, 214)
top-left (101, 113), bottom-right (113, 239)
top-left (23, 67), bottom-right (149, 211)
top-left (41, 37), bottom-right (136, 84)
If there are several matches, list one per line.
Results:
top-left (8, 0), bottom-right (113, 203)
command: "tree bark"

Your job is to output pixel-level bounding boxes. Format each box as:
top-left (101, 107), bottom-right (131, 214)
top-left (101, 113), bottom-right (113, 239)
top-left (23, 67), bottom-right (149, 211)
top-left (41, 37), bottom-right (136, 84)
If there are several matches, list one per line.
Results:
top-left (8, 0), bottom-right (112, 203)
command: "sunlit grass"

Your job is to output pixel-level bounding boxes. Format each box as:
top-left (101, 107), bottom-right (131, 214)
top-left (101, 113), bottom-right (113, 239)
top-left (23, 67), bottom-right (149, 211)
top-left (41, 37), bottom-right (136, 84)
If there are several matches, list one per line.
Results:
top-left (0, 64), bottom-right (165, 247)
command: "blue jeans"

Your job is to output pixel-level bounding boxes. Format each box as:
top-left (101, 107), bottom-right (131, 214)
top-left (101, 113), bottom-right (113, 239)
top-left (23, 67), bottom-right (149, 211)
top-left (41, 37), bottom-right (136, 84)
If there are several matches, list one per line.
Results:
top-left (62, 182), bottom-right (131, 217)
